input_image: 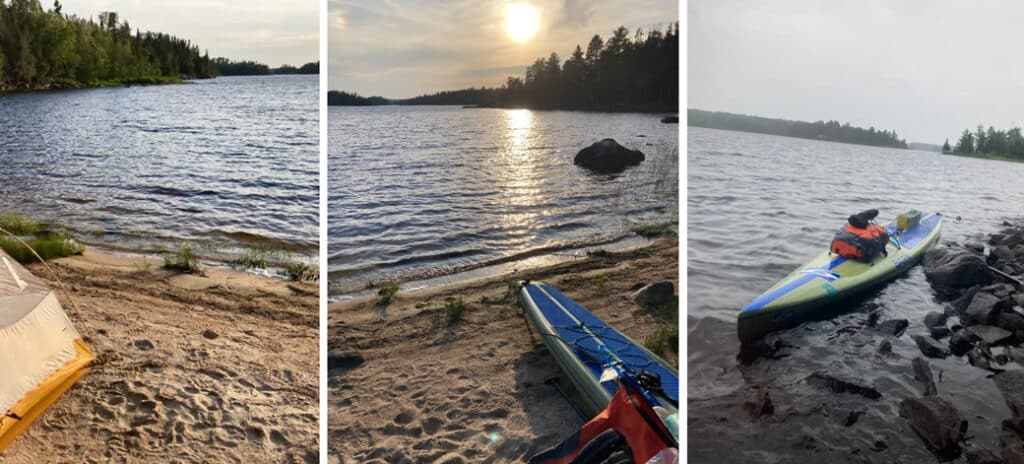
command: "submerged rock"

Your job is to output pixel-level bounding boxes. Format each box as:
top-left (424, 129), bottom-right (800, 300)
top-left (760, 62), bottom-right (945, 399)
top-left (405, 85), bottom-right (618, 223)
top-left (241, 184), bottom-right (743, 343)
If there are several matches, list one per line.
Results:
top-left (924, 246), bottom-right (994, 292)
top-left (899, 396), bottom-right (967, 460)
top-left (912, 356), bottom-right (938, 396)
top-left (913, 334), bottom-right (951, 359)
top-left (924, 311), bottom-right (948, 328)
top-left (994, 371), bottom-right (1024, 418)
top-left (806, 372), bottom-right (881, 399)
top-left (573, 138), bottom-right (645, 173)
top-left (873, 319), bottom-right (909, 338)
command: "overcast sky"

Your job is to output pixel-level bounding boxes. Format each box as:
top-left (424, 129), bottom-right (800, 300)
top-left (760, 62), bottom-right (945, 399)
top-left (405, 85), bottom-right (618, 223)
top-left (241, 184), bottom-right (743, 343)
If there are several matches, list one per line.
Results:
top-left (63, 0), bottom-right (318, 66)
top-left (689, 0), bottom-right (1024, 143)
top-left (330, 0), bottom-right (678, 99)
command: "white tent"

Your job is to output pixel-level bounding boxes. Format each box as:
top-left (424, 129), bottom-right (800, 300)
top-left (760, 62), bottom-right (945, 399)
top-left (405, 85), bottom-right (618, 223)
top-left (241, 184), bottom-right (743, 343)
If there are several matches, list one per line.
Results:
top-left (0, 249), bottom-right (94, 451)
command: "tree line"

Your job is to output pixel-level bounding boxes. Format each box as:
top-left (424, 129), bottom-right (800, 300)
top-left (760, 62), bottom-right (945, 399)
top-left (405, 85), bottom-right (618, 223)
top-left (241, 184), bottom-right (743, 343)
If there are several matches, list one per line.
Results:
top-left (329, 23), bottom-right (679, 112)
top-left (1, 0), bottom-right (216, 90)
top-left (688, 109), bottom-right (908, 149)
top-left (327, 90), bottom-right (388, 106)
top-left (213, 59), bottom-right (319, 76)
top-left (951, 125), bottom-right (1024, 160)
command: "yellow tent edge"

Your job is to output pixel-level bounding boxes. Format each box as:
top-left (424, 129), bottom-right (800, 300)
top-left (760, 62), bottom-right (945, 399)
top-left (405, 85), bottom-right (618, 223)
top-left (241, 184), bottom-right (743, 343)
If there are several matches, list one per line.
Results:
top-left (0, 338), bottom-right (95, 452)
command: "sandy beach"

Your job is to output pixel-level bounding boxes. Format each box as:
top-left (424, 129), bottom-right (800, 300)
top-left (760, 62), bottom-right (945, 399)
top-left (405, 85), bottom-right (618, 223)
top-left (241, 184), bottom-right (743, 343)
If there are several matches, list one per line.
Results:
top-left (1, 250), bottom-right (319, 463)
top-left (327, 237), bottom-right (678, 463)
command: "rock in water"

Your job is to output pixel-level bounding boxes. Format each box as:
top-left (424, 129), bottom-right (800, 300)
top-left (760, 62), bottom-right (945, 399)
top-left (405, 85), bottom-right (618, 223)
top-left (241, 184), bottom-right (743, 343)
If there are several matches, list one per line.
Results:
top-left (923, 246), bottom-right (994, 292)
top-left (874, 319), bottom-right (909, 338)
top-left (898, 396), bottom-right (967, 460)
top-left (924, 311), bottom-right (948, 328)
top-left (994, 371), bottom-right (1024, 418)
top-left (965, 325), bottom-right (1013, 345)
top-left (913, 334), bottom-right (951, 359)
top-left (912, 357), bottom-right (938, 396)
top-left (1002, 418), bottom-right (1024, 464)
top-left (949, 329), bottom-right (980, 356)
top-left (573, 138), bottom-right (645, 173)
top-left (965, 292), bottom-right (1003, 326)
top-left (805, 372), bottom-right (882, 399)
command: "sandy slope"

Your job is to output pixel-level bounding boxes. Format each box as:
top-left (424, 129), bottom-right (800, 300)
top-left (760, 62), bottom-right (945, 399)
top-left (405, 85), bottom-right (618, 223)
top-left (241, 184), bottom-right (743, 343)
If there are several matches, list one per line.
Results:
top-left (1, 250), bottom-right (319, 463)
top-left (327, 238), bottom-right (678, 463)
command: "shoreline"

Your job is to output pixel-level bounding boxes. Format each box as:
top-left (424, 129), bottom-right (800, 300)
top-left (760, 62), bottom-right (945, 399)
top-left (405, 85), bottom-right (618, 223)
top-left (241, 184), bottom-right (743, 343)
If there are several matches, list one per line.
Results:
top-left (0, 76), bottom-right (192, 95)
top-left (1, 248), bottom-right (319, 462)
top-left (327, 237), bottom-right (678, 462)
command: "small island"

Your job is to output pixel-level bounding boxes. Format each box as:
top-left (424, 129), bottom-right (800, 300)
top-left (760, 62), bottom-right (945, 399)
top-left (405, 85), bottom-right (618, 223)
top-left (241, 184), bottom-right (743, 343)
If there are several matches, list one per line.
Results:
top-left (688, 109), bottom-right (909, 149)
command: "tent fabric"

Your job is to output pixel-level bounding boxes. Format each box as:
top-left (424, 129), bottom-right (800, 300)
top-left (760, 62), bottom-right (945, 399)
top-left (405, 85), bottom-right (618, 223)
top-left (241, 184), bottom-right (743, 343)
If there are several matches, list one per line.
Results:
top-left (0, 250), bottom-right (94, 451)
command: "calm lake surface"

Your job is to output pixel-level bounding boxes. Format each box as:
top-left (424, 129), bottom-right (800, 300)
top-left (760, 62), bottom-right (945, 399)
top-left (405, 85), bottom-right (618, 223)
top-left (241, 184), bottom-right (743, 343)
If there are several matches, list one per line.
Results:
top-left (0, 75), bottom-right (318, 258)
top-left (329, 106), bottom-right (678, 296)
top-left (688, 127), bottom-right (1024, 462)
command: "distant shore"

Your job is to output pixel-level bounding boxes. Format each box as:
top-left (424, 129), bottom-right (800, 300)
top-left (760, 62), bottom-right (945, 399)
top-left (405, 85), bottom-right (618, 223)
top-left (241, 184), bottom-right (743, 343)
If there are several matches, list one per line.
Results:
top-left (0, 76), bottom-right (187, 94)
top-left (944, 151), bottom-right (1024, 164)
top-left (2, 248), bottom-right (319, 462)
top-left (327, 237), bottom-right (678, 462)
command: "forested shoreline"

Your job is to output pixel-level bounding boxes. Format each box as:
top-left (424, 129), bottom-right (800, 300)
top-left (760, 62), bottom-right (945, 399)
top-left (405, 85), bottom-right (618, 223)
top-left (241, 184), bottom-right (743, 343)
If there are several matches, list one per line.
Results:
top-left (0, 0), bottom-right (217, 91)
top-left (329, 23), bottom-right (679, 112)
top-left (213, 59), bottom-right (319, 76)
top-left (949, 125), bottom-right (1024, 162)
top-left (688, 109), bottom-right (909, 148)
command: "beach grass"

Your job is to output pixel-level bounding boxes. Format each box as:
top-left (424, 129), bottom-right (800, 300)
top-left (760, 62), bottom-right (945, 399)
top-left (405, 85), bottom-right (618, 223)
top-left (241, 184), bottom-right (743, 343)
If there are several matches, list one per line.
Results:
top-left (163, 242), bottom-right (203, 274)
top-left (234, 244), bottom-right (284, 270)
top-left (377, 283), bottom-right (400, 306)
top-left (443, 296), bottom-right (467, 325)
top-left (644, 321), bottom-right (679, 367)
top-left (630, 221), bottom-right (677, 238)
top-left (0, 211), bottom-right (85, 263)
top-left (285, 262), bottom-right (319, 282)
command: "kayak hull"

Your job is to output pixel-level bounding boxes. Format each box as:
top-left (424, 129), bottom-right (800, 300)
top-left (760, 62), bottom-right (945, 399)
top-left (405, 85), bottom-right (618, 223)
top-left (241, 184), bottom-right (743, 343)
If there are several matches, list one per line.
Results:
top-left (519, 281), bottom-right (678, 418)
top-left (738, 213), bottom-right (943, 343)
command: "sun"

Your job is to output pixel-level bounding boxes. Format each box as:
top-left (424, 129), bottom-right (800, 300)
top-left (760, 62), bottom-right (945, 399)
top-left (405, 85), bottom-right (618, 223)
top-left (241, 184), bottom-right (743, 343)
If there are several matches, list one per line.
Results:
top-left (505, 3), bottom-right (539, 43)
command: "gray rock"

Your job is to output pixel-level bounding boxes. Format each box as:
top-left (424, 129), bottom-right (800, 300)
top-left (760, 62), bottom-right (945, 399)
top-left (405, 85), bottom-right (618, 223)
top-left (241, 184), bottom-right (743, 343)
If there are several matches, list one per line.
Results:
top-left (953, 287), bottom-right (982, 315)
top-left (1007, 346), bottom-right (1024, 365)
top-left (876, 339), bottom-right (894, 357)
top-left (573, 139), bottom-right (645, 173)
top-left (983, 283), bottom-right (1018, 300)
top-left (924, 311), bottom-right (948, 328)
top-left (898, 396), bottom-right (967, 459)
top-left (632, 281), bottom-right (676, 316)
top-left (994, 371), bottom-right (1024, 418)
top-left (964, 446), bottom-right (1003, 464)
top-left (1002, 232), bottom-right (1024, 248)
top-left (328, 349), bottom-right (365, 372)
top-left (965, 325), bottom-right (1013, 345)
top-left (1002, 418), bottom-right (1024, 464)
top-left (930, 326), bottom-right (952, 339)
top-left (968, 348), bottom-right (994, 370)
top-left (913, 334), bottom-right (951, 359)
top-left (950, 329), bottom-right (980, 356)
top-left (923, 245), bottom-right (994, 291)
top-left (994, 245), bottom-right (1016, 263)
top-left (965, 292), bottom-right (1003, 326)
top-left (806, 372), bottom-right (881, 399)
top-left (874, 319), bottom-right (909, 338)
top-left (965, 240), bottom-right (986, 254)
top-left (998, 312), bottom-right (1024, 332)
top-left (912, 356), bottom-right (938, 396)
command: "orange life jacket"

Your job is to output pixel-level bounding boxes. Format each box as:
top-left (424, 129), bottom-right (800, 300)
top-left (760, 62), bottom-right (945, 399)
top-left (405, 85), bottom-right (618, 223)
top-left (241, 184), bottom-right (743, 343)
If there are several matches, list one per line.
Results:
top-left (529, 383), bottom-right (677, 464)
top-left (831, 224), bottom-right (889, 262)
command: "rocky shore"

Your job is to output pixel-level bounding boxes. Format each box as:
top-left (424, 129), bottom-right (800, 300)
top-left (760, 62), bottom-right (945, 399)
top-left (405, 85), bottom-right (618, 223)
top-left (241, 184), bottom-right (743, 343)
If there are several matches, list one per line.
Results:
top-left (899, 221), bottom-right (1024, 461)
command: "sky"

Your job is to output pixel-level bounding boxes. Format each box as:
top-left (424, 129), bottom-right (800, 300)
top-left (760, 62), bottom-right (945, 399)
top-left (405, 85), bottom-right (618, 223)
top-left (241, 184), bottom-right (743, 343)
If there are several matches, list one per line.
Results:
top-left (62, 0), bottom-right (318, 66)
top-left (688, 0), bottom-right (1024, 143)
top-left (330, 0), bottom-right (678, 99)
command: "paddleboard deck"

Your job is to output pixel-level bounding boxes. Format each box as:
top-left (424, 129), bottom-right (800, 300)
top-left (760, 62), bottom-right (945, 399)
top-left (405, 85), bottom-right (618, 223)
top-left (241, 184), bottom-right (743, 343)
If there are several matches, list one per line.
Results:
top-left (738, 213), bottom-right (943, 343)
top-left (519, 281), bottom-right (678, 418)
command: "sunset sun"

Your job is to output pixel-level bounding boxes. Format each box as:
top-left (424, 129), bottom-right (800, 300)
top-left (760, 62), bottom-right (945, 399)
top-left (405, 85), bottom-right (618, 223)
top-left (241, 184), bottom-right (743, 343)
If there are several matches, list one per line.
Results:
top-left (505, 3), bottom-right (539, 42)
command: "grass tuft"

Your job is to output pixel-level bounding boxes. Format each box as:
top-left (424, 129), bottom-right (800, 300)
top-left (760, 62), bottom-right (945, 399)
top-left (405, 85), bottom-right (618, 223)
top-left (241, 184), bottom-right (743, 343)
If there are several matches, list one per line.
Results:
top-left (444, 296), bottom-right (467, 326)
top-left (644, 322), bottom-right (679, 368)
top-left (285, 262), bottom-right (319, 282)
top-left (0, 235), bottom-right (84, 263)
top-left (0, 212), bottom-right (40, 236)
top-left (234, 245), bottom-right (282, 270)
top-left (163, 242), bottom-right (203, 274)
top-left (377, 283), bottom-right (400, 306)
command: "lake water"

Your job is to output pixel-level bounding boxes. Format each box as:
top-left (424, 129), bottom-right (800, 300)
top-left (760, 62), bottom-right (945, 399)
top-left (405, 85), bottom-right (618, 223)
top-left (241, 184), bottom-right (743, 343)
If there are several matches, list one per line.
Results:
top-left (328, 106), bottom-right (678, 296)
top-left (0, 75), bottom-right (319, 259)
top-left (687, 127), bottom-right (1024, 462)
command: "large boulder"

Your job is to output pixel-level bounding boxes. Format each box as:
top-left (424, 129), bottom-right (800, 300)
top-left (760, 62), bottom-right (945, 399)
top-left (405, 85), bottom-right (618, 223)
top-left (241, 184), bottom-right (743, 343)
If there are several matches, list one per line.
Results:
top-left (633, 281), bottom-right (676, 318)
top-left (913, 334), bottom-right (951, 359)
top-left (573, 139), bottom-right (645, 173)
top-left (965, 292), bottom-right (1004, 326)
top-left (899, 396), bottom-right (968, 459)
top-left (923, 246), bottom-right (994, 293)
top-left (965, 325), bottom-right (1013, 346)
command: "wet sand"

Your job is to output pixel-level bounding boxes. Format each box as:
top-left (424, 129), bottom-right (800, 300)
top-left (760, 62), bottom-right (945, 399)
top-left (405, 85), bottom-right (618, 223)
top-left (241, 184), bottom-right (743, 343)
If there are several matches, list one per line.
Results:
top-left (327, 238), bottom-right (678, 463)
top-left (1, 250), bottom-right (319, 463)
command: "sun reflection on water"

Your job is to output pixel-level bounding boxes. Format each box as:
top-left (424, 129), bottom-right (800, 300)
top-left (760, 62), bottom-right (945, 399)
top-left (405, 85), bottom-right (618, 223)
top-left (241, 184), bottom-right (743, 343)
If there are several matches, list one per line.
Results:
top-left (498, 109), bottom-right (544, 231)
